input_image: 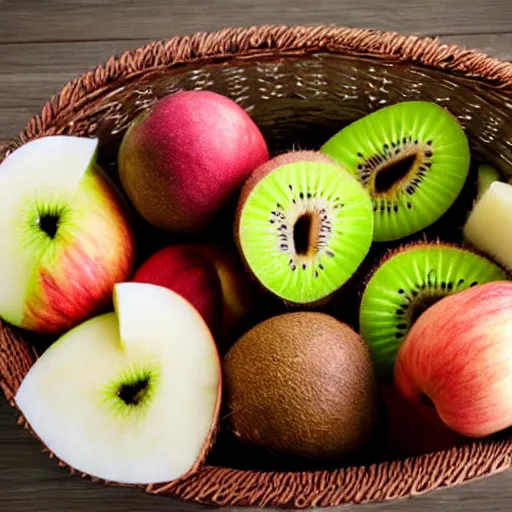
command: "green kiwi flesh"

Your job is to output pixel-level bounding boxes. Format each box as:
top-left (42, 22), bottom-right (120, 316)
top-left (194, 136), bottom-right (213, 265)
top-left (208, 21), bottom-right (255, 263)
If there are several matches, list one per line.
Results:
top-left (359, 242), bottom-right (507, 378)
top-left (235, 151), bottom-right (374, 305)
top-left (320, 101), bottom-right (471, 242)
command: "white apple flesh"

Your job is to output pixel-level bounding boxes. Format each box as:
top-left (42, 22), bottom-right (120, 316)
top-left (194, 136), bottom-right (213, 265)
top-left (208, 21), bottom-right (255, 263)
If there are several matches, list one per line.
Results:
top-left (464, 181), bottom-right (512, 271)
top-left (14, 282), bottom-right (222, 485)
top-left (0, 136), bottom-right (135, 334)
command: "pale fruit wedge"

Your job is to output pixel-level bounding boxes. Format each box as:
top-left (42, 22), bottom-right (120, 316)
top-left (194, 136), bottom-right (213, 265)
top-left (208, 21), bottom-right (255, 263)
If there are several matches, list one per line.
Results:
top-left (464, 181), bottom-right (512, 271)
top-left (477, 164), bottom-right (501, 199)
top-left (14, 282), bottom-right (221, 485)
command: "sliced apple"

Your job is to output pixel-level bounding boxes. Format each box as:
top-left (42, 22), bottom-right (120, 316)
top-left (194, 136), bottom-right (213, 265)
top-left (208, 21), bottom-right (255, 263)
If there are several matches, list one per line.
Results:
top-left (0, 135), bottom-right (135, 334)
top-left (464, 181), bottom-right (512, 271)
top-left (14, 282), bottom-right (221, 485)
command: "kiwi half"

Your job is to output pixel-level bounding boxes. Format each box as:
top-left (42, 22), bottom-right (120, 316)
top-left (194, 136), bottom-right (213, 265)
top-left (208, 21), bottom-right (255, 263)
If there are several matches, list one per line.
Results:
top-left (235, 151), bottom-right (374, 305)
top-left (321, 101), bottom-right (471, 242)
top-left (359, 241), bottom-right (507, 378)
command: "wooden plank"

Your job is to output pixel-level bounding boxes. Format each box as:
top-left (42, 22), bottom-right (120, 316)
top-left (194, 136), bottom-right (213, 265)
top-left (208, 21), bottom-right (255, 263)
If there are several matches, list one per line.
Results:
top-left (0, 40), bottom-right (146, 139)
top-left (0, 0), bottom-right (511, 44)
top-left (2, 395), bottom-right (512, 511)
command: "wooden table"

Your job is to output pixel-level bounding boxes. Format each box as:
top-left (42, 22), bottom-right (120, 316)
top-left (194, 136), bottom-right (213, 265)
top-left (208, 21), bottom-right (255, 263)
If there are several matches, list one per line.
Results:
top-left (1, 1), bottom-right (512, 510)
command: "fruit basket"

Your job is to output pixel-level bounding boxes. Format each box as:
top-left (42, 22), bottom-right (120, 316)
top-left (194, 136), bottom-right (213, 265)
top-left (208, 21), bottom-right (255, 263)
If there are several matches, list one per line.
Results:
top-left (2, 24), bottom-right (512, 509)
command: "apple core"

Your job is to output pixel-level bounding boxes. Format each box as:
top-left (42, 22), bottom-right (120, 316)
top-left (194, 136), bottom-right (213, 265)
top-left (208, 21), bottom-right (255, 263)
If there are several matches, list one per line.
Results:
top-left (117, 376), bottom-right (151, 407)
top-left (36, 212), bottom-right (61, 239)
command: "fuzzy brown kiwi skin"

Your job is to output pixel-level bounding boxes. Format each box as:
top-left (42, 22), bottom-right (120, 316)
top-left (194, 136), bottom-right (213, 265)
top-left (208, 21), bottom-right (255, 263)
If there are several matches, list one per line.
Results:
top-left (335, 239), bottom-right (509, 334)
top-left (357, 238), bottom-right (510, 319)
top-left (223, 312), bottom-right (380, 462)
top-left (365, 239), bottom-right (509, 289)
top-left (233, 150), bottom-right (357, 309)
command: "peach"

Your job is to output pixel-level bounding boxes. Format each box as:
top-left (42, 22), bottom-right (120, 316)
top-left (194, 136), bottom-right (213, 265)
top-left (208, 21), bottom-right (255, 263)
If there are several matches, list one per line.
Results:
top-left (118, 90), bottom-right (269, 233)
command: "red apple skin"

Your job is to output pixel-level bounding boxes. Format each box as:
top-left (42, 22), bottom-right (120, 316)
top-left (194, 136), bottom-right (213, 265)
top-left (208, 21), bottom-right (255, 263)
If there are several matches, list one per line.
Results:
top-left (22, 170), bottom-right (136, 335)
top-left (132, 244), bottom-right (256, 346)
top-left (132, 245), bottom-right (223, 336)
top-left (381, 385), bottom-right (464, 457)
top-left (394, 281), bottom-right (512, 438)
top-left (196, 244), bottom-right (256, 339)
top-left (118, 90), bottom-right (269, 233)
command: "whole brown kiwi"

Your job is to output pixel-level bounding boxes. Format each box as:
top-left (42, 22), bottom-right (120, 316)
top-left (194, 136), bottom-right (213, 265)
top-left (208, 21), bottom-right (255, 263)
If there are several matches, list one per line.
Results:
top-left (222, 311), bottom-right (379, 461)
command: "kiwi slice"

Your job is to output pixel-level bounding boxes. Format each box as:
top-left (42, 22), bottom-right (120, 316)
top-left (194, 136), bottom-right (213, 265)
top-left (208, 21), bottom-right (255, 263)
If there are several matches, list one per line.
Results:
top-left (359, 241), bottom-right (507, 378)
top-left (321, 101), bottom-right (471, 242)
top-left (235, 151), bottom-right (374, 305)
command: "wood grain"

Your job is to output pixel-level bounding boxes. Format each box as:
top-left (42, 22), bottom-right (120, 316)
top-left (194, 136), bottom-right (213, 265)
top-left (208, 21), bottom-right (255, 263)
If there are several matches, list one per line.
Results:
top-left (2, 1), bottom-right (512, 510)
top-left (1, 0), bottom-right (511, 44)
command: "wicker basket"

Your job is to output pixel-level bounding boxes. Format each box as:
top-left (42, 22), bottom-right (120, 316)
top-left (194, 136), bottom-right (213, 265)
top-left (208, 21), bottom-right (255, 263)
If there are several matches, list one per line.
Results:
top-left (2, 24), bottom-right (512, 509)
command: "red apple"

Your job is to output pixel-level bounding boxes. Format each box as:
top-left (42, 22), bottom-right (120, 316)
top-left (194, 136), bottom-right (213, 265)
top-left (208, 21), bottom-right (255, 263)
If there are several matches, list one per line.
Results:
top-left (196, 244), bottom-right (256, 338)
top-left (381, 385), bottom-right (464, 457)
top-left (394, 281), bottom-right (512, 438)
top-left (118, 90), bottom-right (269, 233)
top-left (132, 244), bottom-right (255, 346)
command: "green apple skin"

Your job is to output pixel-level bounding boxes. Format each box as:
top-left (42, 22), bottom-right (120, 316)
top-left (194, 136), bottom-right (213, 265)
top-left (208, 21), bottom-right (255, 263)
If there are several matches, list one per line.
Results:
top-left (0, 136), bottom-right (136, 335)
top-left (14, 282), bottom-right (222, 485)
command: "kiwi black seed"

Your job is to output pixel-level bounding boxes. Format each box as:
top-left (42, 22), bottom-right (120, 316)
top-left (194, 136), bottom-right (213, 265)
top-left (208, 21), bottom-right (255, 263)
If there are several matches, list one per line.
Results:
top-left (320, 101), bottom-right (471, 242)
top-left (235, 150), bottom-right (374, 305)
top-left (359, 241), bottom-right (507, 378)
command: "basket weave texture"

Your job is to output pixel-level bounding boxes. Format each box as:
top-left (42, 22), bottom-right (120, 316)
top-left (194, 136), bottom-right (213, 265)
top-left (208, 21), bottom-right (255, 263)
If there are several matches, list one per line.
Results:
top-left (2, 24), bottom-right (512, 509)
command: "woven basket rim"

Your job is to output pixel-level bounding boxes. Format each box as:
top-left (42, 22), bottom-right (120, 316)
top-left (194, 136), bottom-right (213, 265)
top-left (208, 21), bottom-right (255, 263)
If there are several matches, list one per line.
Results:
top-left (1, 23), bottom-right (512, 152)
top-left (2, 23), bottom-right (512, 510)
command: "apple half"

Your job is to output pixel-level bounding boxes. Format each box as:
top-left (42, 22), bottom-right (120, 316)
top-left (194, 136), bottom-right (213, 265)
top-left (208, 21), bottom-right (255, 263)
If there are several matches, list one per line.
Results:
top-left (0, 135), bottom-right (135, 334)
top-left (14, 282), bottom-right (222, 485)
